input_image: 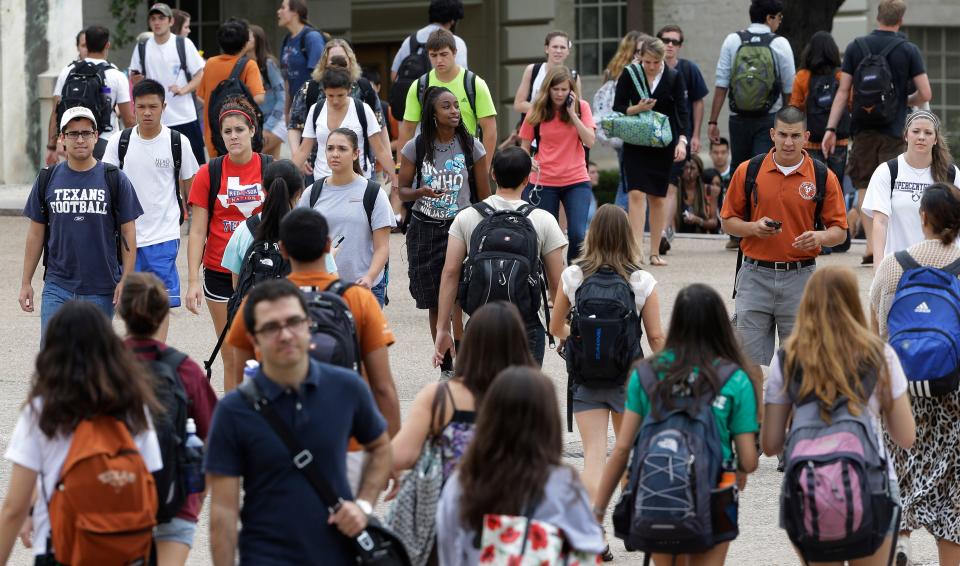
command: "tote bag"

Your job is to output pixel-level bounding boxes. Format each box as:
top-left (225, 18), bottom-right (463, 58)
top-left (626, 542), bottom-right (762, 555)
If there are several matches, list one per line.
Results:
top-left (599, 64), bottom-right (673, 148)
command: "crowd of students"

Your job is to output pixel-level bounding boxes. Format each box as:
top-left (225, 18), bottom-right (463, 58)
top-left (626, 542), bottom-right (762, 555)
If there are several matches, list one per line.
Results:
top-left (7, 0), bottom-right (960, 564)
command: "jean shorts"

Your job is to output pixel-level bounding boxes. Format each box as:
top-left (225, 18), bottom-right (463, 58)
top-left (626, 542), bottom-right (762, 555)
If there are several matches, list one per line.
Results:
top-left (155, 516), bottom-right (197, 547)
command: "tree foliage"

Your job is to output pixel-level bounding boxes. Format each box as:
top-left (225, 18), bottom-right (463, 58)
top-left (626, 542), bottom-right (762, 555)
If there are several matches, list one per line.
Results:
top-left (777, 0), bottom-right (847, 63)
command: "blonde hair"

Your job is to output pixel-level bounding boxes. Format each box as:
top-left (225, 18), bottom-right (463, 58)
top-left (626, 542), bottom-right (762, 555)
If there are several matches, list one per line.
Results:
top-left (877, 0), bottom-right (906, 26)
top-left (311, 38), bottom-right (361, 83)
top-left (639, 38), bottom-right (666, 61)
top-left (526, 66), bottom-right (581, 127)
top-left (605, 31), bottom-right (648, 81)
top-left (574, 204), bottom-right (642, 280)
top-left (783, 266), bottom-right (891, 422)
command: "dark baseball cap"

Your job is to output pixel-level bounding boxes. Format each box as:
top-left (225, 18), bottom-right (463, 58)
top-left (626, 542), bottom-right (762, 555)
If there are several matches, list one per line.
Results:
top-left (149, 3), bottom-right (173, 17)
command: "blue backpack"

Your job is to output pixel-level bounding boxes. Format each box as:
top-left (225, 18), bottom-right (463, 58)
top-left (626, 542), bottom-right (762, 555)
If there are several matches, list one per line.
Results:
top-left (887, 250), bottom-right (960, 397)
top-left (613, 360), bottom-right (738, 556)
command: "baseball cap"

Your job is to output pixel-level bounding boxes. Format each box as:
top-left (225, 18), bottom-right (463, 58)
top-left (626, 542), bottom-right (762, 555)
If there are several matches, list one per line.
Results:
top-left (149, 3), bottom-right (173, 17)
top-left (59, 106), bottom-right (98, 132)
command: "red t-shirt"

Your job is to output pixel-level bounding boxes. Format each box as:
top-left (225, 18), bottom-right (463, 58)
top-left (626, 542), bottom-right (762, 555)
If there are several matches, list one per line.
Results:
top-left (188, 154), bottom-right (266, 272)
top-left (126, 338), bottom-right (219, 523)
top-left (520, 100), bottom-right (594, 187)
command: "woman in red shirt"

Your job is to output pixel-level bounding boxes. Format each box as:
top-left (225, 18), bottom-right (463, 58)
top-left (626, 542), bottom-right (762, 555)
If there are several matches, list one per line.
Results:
top-left (185, 97), bottom-right (270, 388)
top-left (520, 66), bottom-right (596, 263)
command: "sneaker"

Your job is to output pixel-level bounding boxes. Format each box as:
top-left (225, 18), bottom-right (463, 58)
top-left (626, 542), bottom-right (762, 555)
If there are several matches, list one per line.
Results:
top-left (439, 369), bottom-right (454, 382)
top-left (659, 237), bottom-right (671, 256)
top-left (895, 534), bottom-right (911, 566)
top-left (725, 236), bottom-right (741, 250)
top-left (777, 454), bottom-right (785, 472)
top-left (664, 226), bottom-right (675, 242)
top-left (861, 254), bottom-right (874, 266)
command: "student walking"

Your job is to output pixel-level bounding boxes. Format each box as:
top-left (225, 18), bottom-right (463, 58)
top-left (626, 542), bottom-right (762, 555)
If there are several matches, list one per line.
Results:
top-left (0, 301), bottom-right (163, 566)
top-left (205, 278), bottom-right (392, 565)
top-left (185, 97), bottom-right (272, 388)
top-left (21, 106), bottom-right (142, 337)
top-left (118, 273), bottom-right (218, 566)
top-left (103, 79), bottom-right (200, 317)
top-left (520, 65), bottom-right (596, 263)
top-left (243, 24), bottom-right (287, 158)
top-left (129, 2), bottom-right (207, 166)
top-left (720, 106), bottom-right (848, 366)
top-left (277, 0), bottom-right (326, 116)
top-left (298, 128), bottom-right (395, 306)
top-left (869, 184), bottom-right (960, 565)
top-left (513, 31), bottom-right (582, 119)
top-left (762, 266), bottom-right (916, 566)
top-left (861, 110), bottom-right (959, 264)
top-left (436, 366), bottom-right (606, 564)
top-left (613, 38), bottom-right (689, 266)
top-left (676, 155), bottom-right (721, 234)
top-left (549, 204), bottom-right (665, 508)
top-left (822, 0), bottom-right (932, 266)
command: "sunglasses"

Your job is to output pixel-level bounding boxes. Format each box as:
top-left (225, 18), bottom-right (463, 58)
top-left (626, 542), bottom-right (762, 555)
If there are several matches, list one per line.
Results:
top-left (661, 38), bottom-right (683, 46)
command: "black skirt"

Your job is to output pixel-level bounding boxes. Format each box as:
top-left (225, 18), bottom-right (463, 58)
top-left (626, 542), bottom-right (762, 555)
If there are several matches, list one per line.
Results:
top-left (621, 142), bottom-right (675, 197)
top-left (405, 211), bottom-right (454, 310)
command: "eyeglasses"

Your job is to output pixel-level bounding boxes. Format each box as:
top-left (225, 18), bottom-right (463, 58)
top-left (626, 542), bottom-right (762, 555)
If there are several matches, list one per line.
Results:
top-left (254, 315), bottom-right (310, 339)
top-left (63, 130), bottom-right (97, 140)
top-left (661, 38), bottom-right (683, 46)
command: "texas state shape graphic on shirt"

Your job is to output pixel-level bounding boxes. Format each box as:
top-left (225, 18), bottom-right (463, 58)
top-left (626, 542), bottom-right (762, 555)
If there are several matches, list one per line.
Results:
top-left (217, 176), bottom-right (263, 217)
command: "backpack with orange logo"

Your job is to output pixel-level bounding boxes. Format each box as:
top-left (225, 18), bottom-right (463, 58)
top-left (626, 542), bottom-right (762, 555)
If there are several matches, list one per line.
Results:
top-left (47, 416), bottom-right (158, 565)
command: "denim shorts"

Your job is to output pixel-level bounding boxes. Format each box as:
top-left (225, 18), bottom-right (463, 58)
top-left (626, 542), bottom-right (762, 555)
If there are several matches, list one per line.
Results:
top-left (155, 516), bottom-right (197, 547)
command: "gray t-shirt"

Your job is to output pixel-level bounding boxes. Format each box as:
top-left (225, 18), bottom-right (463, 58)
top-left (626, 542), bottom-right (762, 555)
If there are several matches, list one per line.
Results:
top-left (297, 176), bottom-right (396, 285)
top-left (400, 136), bottom-right (485, 220)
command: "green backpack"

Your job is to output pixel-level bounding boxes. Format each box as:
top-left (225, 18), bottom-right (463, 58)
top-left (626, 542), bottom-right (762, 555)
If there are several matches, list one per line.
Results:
top-left (728, 31), bottom-right (780, 115)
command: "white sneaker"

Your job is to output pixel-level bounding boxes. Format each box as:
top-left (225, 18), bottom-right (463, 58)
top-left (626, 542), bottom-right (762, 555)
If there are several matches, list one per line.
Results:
top-left (895, 534), bottom-right (911, 566)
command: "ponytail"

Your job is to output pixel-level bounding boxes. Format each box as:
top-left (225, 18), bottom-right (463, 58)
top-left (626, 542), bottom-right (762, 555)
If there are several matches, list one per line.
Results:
top-left (920, 183), bottom-right (960, 246)
top-left (258, 160), bottom-right (305, 242)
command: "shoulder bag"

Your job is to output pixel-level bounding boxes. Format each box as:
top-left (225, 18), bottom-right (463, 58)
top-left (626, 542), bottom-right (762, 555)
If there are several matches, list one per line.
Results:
top-left (599, 64), bottom-right (673, 148)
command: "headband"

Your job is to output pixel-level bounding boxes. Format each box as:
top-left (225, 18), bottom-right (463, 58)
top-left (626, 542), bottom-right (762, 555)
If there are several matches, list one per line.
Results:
top-left (219, 109), bottom-right (255, 126)
top-left (905, 110), bottom-right (940, 131)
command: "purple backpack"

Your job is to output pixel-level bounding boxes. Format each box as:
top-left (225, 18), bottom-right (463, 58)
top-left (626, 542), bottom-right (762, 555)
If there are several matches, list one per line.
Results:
top-left (778, 350), bottom-right (898, 563)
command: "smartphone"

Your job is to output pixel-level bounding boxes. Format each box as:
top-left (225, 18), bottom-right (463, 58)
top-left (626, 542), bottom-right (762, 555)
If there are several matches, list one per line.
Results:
top-left (764, 219), bottom-right (782, 229)
top-left (333, 234), bottom-right (345, 248)
top-left (565, 93), bottom-right (574, 107)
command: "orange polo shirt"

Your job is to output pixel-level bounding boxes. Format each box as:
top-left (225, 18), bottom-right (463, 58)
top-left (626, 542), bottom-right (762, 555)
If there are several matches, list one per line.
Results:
top-left (721, 150), bottom-right (847, 262)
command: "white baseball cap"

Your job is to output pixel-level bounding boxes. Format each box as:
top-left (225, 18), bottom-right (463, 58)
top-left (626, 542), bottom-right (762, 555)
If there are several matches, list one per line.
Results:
top-left (59, 106), bottom-right (98, 132)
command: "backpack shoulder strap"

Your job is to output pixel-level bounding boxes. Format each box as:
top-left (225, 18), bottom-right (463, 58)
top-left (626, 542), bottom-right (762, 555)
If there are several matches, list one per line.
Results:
top-left (259, 153), bottom-right (274, 174)
top-left (362, 179), bottom-right (380, 230)
top-left (950, 165), bottom-right (958, 185)
top-left (743, 154), bottom-right (766, 220)
top-left (414, 135), bottom-right (426, 188)
top-left (306, 80), bottom-right (321, 111)
top-left (887, 158), bottom-right (899, 197)
top-left (894, 250), bottom-right (921, 272)
top-left (878, 36), bottom-right (906, 59)
top-left (634, 361), bottom-right (660, 401)
top-left (517, 203), bottom-right (537, 217)
top-left (408, 32), bottom-right (422, 56)
top-left (309, 177), bottom-right (327, 208)
top-left (533, 123), bottom-right (541, 151)
top-left (208, 156), bottom-right (224, 216)
top-left (941, 256), bottom-right (960, 277)
top-left (527, 62), bottom-right (543, 102)
top-left (137, 40), bottom-right (147, 76)
top-left (103, 163), bottom-right (123, 237)
top-left (464, 70), bottom-right (478, 118)
top-left (416, 72), bottom-right (430, 106)
top-left (473, 201), bottom-right (496, 217)
top-left (354, 98), bottom-right (371, 168)
top-left (855, 37), bottom-right (873, 58)
top-left (812, 157), bottom-right (828, 230)
top-left (155, 345), bottom-right (188, 375)
top-left (325, 278), bottom-right (356, 296)
top-left (230, 56), bottom-right (249, 80)
top-left (299, 27), bottom-right (313, 59)
top-left (176, 36), bottom-right (191, 82)
top-left (245, 214), bottom-right (262, 235)
top-left (117, 127), bottom-right (133, 169)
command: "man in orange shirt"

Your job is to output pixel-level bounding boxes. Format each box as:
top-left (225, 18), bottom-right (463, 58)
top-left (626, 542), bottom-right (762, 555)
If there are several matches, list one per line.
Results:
top-left (196, 17), bottom-right (265, 158)
top-left (721, 106), bottom-right (848, 365)
top-left (226, 208), bottom-right (400, 494)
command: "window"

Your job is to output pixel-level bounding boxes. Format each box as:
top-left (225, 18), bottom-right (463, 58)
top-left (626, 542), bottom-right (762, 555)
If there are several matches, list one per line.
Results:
top-left (166, 0), bottom-right (222, 57)
top-left (902, 26), bottom-right (960, 160)
top-left (574, 0), bottom-right (627, 77)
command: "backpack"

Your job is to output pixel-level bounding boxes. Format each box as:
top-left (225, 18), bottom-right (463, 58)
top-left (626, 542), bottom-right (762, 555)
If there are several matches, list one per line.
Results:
top-left (412, 134), bottom-right (477, 204)
top-left (133, 344), bottom-right (191, 524)
top-left (309, 97), bottom-right (373, 172)
top-left (205, 153), bottom-right (274, 233)
top-left (308, 176), bottom-right (381, 229)
top-left (731, 154), bottom-right (828, 298)
top-left (207, 56), bottom-right (265, 156)
top-left (592, 79), bottom-right (622, 149)
top-left (47, 416), bottom-right (157, 566)
top-left (457, 203), bottom-right (550, 327)
top-left (137, 36), bottom-right (191, 82)
top-left (118, 127), bottom-right (185, 225)
top-left (728, 31), bottom-right (780, 116)
top-left (777, 350), bottom-right (897, 563)
top-left (301, 280), bottom-right (363, 372)
top-left (56, 60), bottom-right (115, 135)
top-left (614, 360), bottom-right (737, 555)
top-left (851, 37), bottom-right (905, 129)
top-left (389, 32), bottom-right (431, 122)
top-left (886, 158), bottom-right (957, 197)
top-left (886, 250), bottom-right (960, 397)
top-left (284, 26), bottom-right (324, 64)
top-left (806, 72), bottom-right (851, 143)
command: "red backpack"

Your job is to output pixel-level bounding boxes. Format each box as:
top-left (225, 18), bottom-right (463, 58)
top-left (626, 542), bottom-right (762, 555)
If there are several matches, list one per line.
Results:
top-left (48, 416), bottom-right (158, 565)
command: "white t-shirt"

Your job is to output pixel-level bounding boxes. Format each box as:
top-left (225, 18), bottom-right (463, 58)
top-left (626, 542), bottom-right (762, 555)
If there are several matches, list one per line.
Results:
top-left (764, 344), bottom-right (908, 479)
top-left (862, 155), bottom-right (960, 257)
top-left (4, 400), bottom-right (163, 556)
top-left (54, 58), bottom-right (131, 138)
top-left (102, 125), bottom-right (200, 247)
top-left (390, 23), bottom-right (468, 73)
top-left (128, 35), bottom-right (206, 126)
top-left (303, 100), bottom-right (382, 180)
top-left (561, 266), bottom-right (656, 313)
top-left (774, 155), bottom-right (804, 176)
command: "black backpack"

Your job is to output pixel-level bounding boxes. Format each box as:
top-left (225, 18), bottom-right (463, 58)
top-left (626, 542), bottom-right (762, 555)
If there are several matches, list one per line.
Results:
top-left (457, 203), bottom-right (550, 326)
top-left (806, 72), bottom-right (851, 142)
top-left (133, 344), bottom-right (190, 524)
top-left (302, 280), bottom-right (363, 372)
top-left (207, 56), bottom-right (265, 156)
top-left (137, 36), bottom-right (191, 82)
top-left (851, 37), bottom-right (905, 129)
top-left (56, 60), bottom-right (115, 135)
top-left (118, 127), bottom-right (185, 225)
top-left (564, 267), bottom-right (642, 429)
top-left (389, 32), bottom-right (431, 122)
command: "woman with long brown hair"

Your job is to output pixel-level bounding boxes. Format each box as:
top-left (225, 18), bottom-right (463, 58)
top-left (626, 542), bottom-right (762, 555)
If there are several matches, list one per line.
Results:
top-left (675, 154), bottom-right (720, 234)
top-left (436, 366), bottom-right (605, 563)
top-left (763, 266), bottom-right (916, 566)
top-left (243, 24), bottom-right (286, 158)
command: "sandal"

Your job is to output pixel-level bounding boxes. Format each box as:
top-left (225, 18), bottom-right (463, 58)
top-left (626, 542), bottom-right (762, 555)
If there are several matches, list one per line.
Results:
top-left (601, 544), bottom-right (614, 562)
top-left (649, 254), bottom-right (668, 267)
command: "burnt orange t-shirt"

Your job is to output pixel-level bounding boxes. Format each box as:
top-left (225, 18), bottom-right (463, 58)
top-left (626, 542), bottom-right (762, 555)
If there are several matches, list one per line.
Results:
top-left (720, 150), bottom-right (847, 262)
top-left (197, 54), bottom-right (266, 157)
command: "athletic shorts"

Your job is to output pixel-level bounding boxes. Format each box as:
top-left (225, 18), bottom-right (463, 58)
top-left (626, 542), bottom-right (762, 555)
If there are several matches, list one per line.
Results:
top-left (154, 516), bottom-right (197, 547)
top-left (202, 267), bottom-right (233, 302)
top-left (136, 240), bottom-right (181, 307)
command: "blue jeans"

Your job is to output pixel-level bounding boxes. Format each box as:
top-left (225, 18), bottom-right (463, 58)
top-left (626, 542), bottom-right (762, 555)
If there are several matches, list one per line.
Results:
top-left (41, 280), bottom-right (114, 338)
top-left (522, 181), bottom-right (593, 263)
top-left (527, 324), bottom-right (546, 367)
top-left (370, 274), bottom-right (387, 308)
top-left (729, 113), bottom-right (776, 172)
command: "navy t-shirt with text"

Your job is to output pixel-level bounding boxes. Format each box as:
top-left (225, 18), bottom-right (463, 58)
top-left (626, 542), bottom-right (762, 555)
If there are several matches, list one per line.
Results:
top-left (23, 162), bottom-right (142, 294)
top-left (280, 27), bottom-right (326, 101)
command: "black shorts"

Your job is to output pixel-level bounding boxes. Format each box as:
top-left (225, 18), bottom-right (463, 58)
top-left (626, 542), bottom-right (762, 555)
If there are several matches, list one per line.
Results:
top-left (406, 211), bottom-right (453, 310)
top-left (202, 267), bottom-right (233, 302)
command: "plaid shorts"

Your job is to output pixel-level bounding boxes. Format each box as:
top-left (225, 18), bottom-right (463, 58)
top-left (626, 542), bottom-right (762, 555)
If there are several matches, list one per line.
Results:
top-left (406, 212), bottom-right (454, 310)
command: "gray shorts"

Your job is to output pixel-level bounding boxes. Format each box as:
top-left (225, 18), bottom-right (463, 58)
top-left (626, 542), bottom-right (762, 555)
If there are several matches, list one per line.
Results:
top-left (154, 516), bottom-right (197, 547)
top-left (572, 383), bottom-right (625, 414)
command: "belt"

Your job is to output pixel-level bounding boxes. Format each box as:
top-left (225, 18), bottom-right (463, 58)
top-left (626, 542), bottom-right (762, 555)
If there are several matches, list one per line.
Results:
top-left (744, 257), bottom-right (816, 271)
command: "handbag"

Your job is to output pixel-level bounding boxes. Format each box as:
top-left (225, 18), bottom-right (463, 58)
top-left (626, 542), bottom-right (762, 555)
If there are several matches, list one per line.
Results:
top-left (479, 512), bottom-right (602, 566)
top-left (599, 64), bottom-right (673, 148)
top-left (384, 384), bottom-right (449, 566)
top-left (237, 378), bottom-right (412, 566)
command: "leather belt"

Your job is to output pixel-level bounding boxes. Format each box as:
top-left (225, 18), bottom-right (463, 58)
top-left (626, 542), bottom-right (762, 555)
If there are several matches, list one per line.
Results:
top-left (744, 257), bottom-right (816, 271)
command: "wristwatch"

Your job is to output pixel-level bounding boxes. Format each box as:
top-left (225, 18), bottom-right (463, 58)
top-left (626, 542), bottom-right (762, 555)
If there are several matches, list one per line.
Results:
top-left (356, 499), bottom-right (373, 515)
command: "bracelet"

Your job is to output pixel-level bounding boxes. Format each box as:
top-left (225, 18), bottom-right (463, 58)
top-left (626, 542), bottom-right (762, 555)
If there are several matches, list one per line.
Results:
top-left (708, 121), bottom-right (718, 125)
top-left (824, 127), bottom-right (837, 133)
top-left (395, 165), bottom-right (401, 173)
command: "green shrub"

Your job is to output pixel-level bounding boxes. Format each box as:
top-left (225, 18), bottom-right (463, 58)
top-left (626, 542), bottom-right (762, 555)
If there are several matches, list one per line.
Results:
top-left (595, 169), bottom-right (620, 205)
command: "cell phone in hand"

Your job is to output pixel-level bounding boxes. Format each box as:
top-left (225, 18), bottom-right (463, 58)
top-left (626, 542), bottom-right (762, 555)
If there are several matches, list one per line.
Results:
top-left (333, 234), bottom-right (345, 248)
top-left (764, 219), bottom-right (782, 229)
top-left (565, 93), bottom-right (574, 107)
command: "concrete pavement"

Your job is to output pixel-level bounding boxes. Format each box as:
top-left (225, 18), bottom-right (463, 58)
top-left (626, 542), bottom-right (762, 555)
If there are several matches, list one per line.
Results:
top-left (0, 216), bottom-right (941, 565)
